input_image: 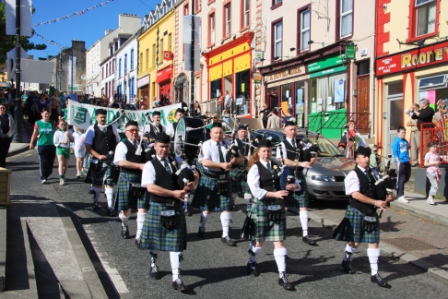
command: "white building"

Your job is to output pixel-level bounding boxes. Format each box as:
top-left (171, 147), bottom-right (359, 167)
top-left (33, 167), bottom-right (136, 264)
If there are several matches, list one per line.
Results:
top-left (85, 14), bottom-right (141, 97)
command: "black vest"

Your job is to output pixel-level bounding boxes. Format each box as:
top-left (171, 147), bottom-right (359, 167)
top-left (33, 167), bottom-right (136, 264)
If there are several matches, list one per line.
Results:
top-left (92, 124), bottom-right (117, 155)
top-left (147, 123), bottom-right (164, 138)
top-left (256, 160), bottom-right (280, 192)
top-left (349, 167), bottom-right (379, 215)
top-left (120, 139), bottom-right (144, 174)
top-left (283, 140), bottom-right (303, 172)
top-left (150, 157), bottom-right (179, 206)
top-left (236, 138), bottom-right (249, 157)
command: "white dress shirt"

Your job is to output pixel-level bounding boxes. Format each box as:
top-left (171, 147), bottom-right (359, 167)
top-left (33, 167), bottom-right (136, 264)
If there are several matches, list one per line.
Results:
top-left (247, 160), bottom-right (272, 200)
top-left (276, 137), bottom-right (296, 160)
top-left (114, 139), bottom-right (140, 165)
top-left (199, 139), bottom-right (230, 172)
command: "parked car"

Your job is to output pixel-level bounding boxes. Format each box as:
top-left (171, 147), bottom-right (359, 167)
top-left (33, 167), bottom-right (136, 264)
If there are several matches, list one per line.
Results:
top-left (254, 128), bottom-right (357, 201)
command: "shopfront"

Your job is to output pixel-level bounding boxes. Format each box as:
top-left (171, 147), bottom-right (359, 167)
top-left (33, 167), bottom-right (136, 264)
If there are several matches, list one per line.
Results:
top-left (137, 75), bottom-right (150, 106)
top-left (376, 40), bottom-right (448, 152)
top-left (157, 65), bottom-right (173, 101)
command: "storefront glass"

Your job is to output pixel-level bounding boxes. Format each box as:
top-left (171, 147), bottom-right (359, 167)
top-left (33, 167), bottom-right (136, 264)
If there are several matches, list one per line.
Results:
top-left (417, 74), bottom-right (448, 110)
top-left (235, 70), bottom-right (250, 115)
top-left (281, 83), bottom-right (292, 114)
top-left (314, 73), bottom-right (346, 112)
top-left (295, 80), bottom-right (306, 127)
top-left (210, 78), bottom-right (222, 99)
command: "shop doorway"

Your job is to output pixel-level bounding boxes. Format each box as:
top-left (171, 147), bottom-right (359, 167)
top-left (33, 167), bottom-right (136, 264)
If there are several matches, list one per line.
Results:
top-left (356, 76), bottom-right (370, 134)
top-left (386, 82), bottom-right (403, 156)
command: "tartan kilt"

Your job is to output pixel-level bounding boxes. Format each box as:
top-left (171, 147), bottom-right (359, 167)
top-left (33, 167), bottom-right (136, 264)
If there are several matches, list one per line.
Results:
top-left (192, 174), bottom-right (231, 212)
top-left (84, 154), bottom-right (115, 186)
top-left (332, 205), bottom-right (380, 244)
top-left (241, 198), bottom-right (286, 242)
top-left (281, 167), bottom-right (309, 209)
top-left (139, 202), bottom-right (187, 252)
top-left (113, 172), bottom-right (148, 211)
top-left (228, 168), bottom-right (250, 194)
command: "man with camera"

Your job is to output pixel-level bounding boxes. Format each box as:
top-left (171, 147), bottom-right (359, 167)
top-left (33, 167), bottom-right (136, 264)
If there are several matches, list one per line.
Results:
top-left (84, 109), bottom-right (121, 214)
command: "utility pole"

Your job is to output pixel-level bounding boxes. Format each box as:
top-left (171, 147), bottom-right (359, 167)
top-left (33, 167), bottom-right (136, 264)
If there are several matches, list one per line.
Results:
top-left (189, 1), bottom-right (195, 114)
top-left (12, 0), bottom-right (22, 143)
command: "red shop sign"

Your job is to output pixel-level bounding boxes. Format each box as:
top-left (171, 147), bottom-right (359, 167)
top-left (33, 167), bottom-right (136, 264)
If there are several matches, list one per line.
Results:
top-left (376, 40), bottom-right (448, 76)
top-left (156, 65), bottom-right (173, 83)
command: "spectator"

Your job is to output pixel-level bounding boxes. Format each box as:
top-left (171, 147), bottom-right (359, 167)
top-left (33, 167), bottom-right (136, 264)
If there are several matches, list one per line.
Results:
top-left (217, 94), bottom-right (224, 117)
top-left (410, 98), bottom-right (435, 163)
top-left (392, 126), bottom-right (411, 203)
top-left (140, 103), bottom-right (148, 110)
top-left (266, 108), bottom-right (282, 129)
top-left (224, 90), bottom-right (233, 114)
top-left (49, 97), bottom-right (61, 123)
top-left (406, 103), bottom-right (420, 166)
top-left (152, 96), bottom-right (160, 108)
top-left (193, 101), bottom-right (201, 117)
top-left (338, 121), bottom-right (367, 159)
top-left (281, 108), bottom-right (294, 127)
top-left (369, 145), bottom-right (381, 170)
top-left (432, 99), bottom-right (448, 143)
top-left (222, 109), bottom-right (231, 125)
top-left (424, 141), bottom-right (441, 205)
top-left (259, 104), bottom-right (271, 128)
top-left (0, 102), bottom-right (16, 168)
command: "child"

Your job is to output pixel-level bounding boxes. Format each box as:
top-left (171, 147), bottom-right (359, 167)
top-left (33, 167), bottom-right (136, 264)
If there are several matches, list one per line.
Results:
top-left (73, 127), bottom-right (86, 178)
top-left (53, 121), bottom-right (74, 185)
top-left (424, 142), bottom-right (442, 205)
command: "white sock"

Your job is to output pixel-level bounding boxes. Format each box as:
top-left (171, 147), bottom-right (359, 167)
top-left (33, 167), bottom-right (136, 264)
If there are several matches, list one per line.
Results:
top-left (119, 212), bottom-right (129, 227)
top-left (248, 244), bottom-right (262, 264)
top-left (343, 244), bottom-right (356, 261)
top-left (136, 212), bottom-right (146, 239)
top-left (170, 252), bottom-right (182, 281)
top-left (220, 212), bottom-right (232, 238)
top-left (92, 186), bottom-right (100, 203)
top-left (105, 187), bottom-right (114, 209)
top-left (300, 211), bottom-right (309, 237)
top-left (367, 248), bottom-right (380, 275)
top-left (199, 211), bottom-right (210, 228)
top-left (274, 248), bottom-right (287, 277)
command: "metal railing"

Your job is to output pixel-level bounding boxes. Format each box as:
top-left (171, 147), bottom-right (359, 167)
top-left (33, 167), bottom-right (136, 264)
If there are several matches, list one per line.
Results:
top-left (419, 123), bottom-right (447, 168)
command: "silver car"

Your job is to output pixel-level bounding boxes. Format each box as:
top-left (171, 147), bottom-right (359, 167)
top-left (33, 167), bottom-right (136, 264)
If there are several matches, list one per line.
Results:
top-left (254, 129), bottom-right (357, 201)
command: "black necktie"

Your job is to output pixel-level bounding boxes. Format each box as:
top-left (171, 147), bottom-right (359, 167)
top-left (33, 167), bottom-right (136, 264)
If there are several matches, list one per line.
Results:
top-left (158, 124), bottom-right (162, 132)
top-left (365, 170), bottom-right (374, 183)
top-left (163, 160), bottom-right (172, 174)
top-left (217, 143), bottom-right (225, 163)
top-left (291, 139), bottom-right (296, 148)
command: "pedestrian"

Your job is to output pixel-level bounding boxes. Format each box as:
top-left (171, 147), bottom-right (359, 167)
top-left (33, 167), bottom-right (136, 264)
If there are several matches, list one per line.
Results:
top-left (266, 108), bottom-right (282, 129)
top-left (49, 96), bottom-right (61, 123)
top-left (73, 127), bottom-right (86, 178)
top-left (277, 120), bottom-right (317, 245)
top-left (53, 120), bottom-right (74, 186)
top-left (281, 108), bottom-right (294, 127)
top-left (392, 126), bottom-right (411, 203)
top-left (193, 101), bottom-right (201, 117)
top-left (29, 108), bottom-right (57, 184)
top-left (192, 122), bottom-right (244, 246)
top-left (410, 98), bottom-right (434, 161)
top-left (139, 132), bottom-right (199, 292)
top-left (338, 121), bottom-right (367, 159)
top-left (432, 99), bottom-right (448, 143)
top-left (424, 142), bottom-right (441, 205)
top-left (113, 120), bottom-right (148, 242)
top-left (0, 103), bottom-right (16, 168)
top-left (369, 145), bottom-right (381, 170)
top-left (84, 109), bottom-right (121, 215)
top-left (259, 104), bottom-right (271, 129)
top-left (242, 138), bottom-right (296, 290)
top-left (222, 108), bottom-right (231, 124)
top-left (406, 103), bottom-right (420, 166)
top-left (332, 146), bottom-right (394, 288)
top-left (224, 90), bottom-right (233, 114)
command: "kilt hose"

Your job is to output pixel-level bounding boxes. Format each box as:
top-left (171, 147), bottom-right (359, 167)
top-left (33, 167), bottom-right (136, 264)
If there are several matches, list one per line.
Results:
top-left (113, 172), bottom-right (148, 212)
top-left (192, 174), bottom-right (231, 212)
top-left (84, 154), bottom-right (115, 186)
top-left (280, 167), bottom-right (309, 209)
top-left (241, 198), bottom-right (286, 242)
top-left (228, 167), bottom-right (250, 194)
top-left (332, 205), bottom-right (380, 244)
top-left (139, 201), bottom-right (187, 252)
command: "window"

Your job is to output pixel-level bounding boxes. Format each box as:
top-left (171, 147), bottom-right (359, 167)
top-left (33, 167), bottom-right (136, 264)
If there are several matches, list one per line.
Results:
top-left (124, 54), bottom-right (127, 74)
top-left (299, 9), bottom-right (310, 51)
top-left (224, 3), bottom-right (231, 37)
top-left (139, 52), bottom-right (143, 71)
top-left (130, 49), bottom-right (134, 70)
top-left (415, 0), bottom-right (436, 36)
top-left (152, 44), bottom-right (156, 67)
top-left (160, 38), bottom-right (164, 62)
top-left (118, 58), bottom-right (122, 77)
top-left (242, 0), bottom-right (250, 28)
top-left (195, 0), bottom-right (202, 12)
top-left (273, 0), bottom-right (282, 5)
top-left (209, 13), bottom-right (215, 45)
top-left (184, 4), bottom-right (189, 16)
top-left (340, 0), bottom-right (353, 38)
top-left (273, 21), bottom-right (282, 59)
top-left (145, 49), bottom-right (149, 69)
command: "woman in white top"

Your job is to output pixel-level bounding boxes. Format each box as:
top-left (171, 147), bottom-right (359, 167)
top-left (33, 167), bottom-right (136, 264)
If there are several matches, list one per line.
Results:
top-left (53, 120), bottom-right (74, 185)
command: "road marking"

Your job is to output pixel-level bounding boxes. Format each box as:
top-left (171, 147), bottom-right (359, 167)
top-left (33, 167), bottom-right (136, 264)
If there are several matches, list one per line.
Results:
top-left (83, 224), bottom-right (130, 296)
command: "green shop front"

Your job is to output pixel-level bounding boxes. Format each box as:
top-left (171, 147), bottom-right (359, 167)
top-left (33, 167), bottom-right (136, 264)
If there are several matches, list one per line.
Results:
top-left (307, 55), bottom-right (349, 139)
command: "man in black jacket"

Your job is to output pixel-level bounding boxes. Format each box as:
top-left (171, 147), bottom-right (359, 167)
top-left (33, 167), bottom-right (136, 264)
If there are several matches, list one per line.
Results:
top-left (410, 98), bottom-right (434, 164)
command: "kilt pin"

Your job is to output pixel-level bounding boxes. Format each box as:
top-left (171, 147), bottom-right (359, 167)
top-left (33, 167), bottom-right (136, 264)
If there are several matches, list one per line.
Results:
top-left (113, 171), bottom-right (148, 211)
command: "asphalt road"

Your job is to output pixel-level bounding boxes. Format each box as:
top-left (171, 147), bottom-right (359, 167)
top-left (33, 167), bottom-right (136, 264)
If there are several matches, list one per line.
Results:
top-left (7, 150), bottom-right (448, 298)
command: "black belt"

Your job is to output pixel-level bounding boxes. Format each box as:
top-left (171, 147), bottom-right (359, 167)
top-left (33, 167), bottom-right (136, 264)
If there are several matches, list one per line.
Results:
top-left (203, 171), bottom-right (224, 178)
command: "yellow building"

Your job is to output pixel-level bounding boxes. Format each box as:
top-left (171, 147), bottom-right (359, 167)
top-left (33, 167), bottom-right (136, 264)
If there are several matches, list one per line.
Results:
top-left (138, 3), bottom-right (175, 108)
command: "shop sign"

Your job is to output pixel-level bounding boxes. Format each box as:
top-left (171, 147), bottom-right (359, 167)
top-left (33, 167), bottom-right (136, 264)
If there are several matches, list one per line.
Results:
top-left (266, 66), bottom-right (303, 82)
top-left (310, 65), bottom-right (347, 78)
top-left (307, 55), bottom-right (345, 73)
top-left (376, 40), bottom-right (448, 76)
top-left (253, 71), bottom-right (262, 84)
top-left (156, 65), bottom-right (173, 83)
top-left (137, 75), bottom-right (149, 87)
top-left (345, 45), bottom-right (355, 60)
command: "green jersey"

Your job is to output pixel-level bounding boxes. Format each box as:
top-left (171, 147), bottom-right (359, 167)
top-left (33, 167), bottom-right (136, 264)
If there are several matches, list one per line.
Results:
top-left (36, 120), bottom-right (55, 146)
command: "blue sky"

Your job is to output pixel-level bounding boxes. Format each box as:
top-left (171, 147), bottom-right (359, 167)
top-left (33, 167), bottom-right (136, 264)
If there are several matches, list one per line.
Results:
top-left (28, 0), bottom-right (160, 59)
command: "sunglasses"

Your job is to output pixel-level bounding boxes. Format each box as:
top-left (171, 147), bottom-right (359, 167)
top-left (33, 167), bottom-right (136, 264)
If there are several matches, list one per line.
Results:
top-left (126, 129), bottom-right (139, 133)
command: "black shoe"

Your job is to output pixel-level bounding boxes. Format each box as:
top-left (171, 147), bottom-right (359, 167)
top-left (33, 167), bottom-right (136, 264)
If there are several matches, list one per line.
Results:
top-left (198, 226), bottom-right (205, 238)
top-left (89, 189), bottom-right (94, 194)
top-left (342, 260), bottom-right (355, 274)
top-left (278, 272), bottom-right (294, 290)
top-left (371, 273), bottom-right (391, 288)
top-left (246, 262), bottom-right (259, 276)
top-left (221, 236), bottom-right (236, 246)
top-left (184, 209), bottom-right (192, 217)
top-left (107, 209), bottom-right (117, 217)
top-left (302, 235), bottom-right (317, 246)
top-left (150, 265), bottom-right (160, 280)
top-left (121, 225), bottom-right (129, 239)
top-left (135, 238), bottom-right (143, 249)
top-left (92, 202), bottom-right (99, 211)
top-left (172, 278), bottom-right (187, 292)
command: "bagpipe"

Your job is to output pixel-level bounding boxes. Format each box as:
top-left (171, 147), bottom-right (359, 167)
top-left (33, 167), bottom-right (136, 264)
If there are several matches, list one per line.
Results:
top-left (372, 154), bottom-right (396, 201)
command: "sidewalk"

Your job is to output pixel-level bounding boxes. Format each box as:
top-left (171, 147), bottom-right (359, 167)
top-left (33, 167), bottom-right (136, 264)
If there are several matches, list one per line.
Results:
top-left (7, 118), bottom-right (31, 157)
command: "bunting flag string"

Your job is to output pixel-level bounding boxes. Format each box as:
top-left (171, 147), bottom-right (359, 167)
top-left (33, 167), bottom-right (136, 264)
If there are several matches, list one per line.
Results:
top-left (33, 0), bottom-right (115, 27)
top-left (34, 31), bottom-right (64, 50)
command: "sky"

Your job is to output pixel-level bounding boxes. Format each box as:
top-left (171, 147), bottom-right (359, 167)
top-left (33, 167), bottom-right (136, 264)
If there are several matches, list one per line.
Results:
top-left (27, 0), bottom-right (160, 59)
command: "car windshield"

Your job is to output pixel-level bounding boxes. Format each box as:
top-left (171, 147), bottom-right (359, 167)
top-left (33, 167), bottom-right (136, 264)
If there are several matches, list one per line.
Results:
top-left (305, 136), bottom-right (342, 157)
top-left (222, 122), bottom-right (233, 134)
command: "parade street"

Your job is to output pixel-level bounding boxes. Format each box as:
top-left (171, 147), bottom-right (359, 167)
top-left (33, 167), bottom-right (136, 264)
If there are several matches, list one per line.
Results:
top-left (5, 149), bottom-right (448, 299)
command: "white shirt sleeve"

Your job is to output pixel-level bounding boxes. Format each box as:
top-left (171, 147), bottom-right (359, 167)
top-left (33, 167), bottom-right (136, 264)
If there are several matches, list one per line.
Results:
top-left (53, 131), bottom-right (62, 147)
top-left (141, 161), bottom-right (156, 187)
top-left (344, 170), bottom-right (360, 196)
top-left (83, 126), bottom-right (95, 145)
top-left (113, 142), bottom-right (128, 165)
top-left (247, 164), bottom-right (268, 200)
top-left (112, 125), bottom-right (121, 143)
top-left (276, 142), bottom-right (287, 160)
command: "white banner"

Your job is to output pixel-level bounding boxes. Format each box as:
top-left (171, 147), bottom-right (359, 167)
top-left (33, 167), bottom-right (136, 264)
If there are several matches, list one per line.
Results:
top-left (67, 101), bottom-right (182, 133)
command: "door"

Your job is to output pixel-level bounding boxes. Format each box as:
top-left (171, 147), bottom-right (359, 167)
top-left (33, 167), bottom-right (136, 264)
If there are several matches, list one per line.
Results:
top-left (387, 97), bottom-right (404, 156)
top-left (356, 76), bottom-right (370, 134)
